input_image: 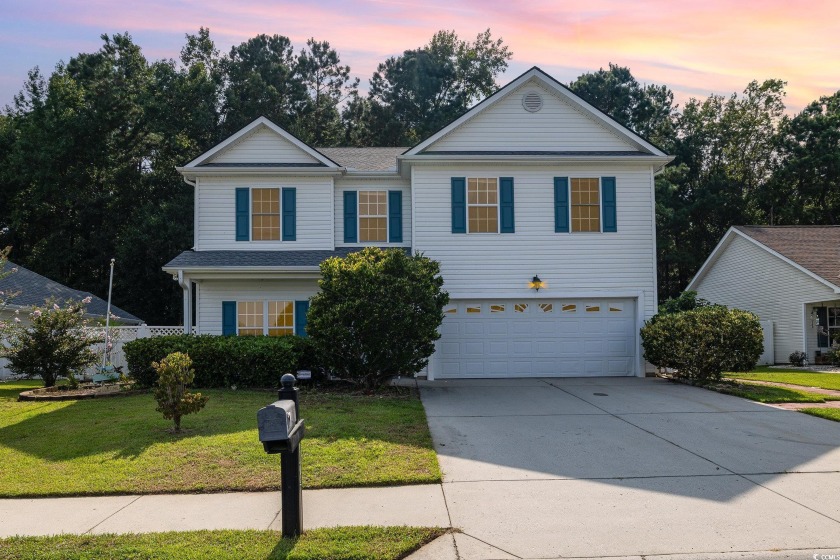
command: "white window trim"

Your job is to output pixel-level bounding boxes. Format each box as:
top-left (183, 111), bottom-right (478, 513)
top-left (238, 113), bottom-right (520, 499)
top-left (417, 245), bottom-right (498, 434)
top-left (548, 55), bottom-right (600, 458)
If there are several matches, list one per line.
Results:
top-left (466, 176), bottom-right (501, 234)
top-left (236, 300), bottom-right (295, 336)
top-left (563, 176), bottom-right (604, 235)
top-left (249, 186), bottom-right (282, 243)
top-left (357, 190), bottom-right (389, 243)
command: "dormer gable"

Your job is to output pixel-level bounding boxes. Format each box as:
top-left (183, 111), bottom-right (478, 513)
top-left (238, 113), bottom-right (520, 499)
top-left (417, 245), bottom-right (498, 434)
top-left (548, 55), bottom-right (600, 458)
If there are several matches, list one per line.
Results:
top-left (180, 116), bottom-right (340, 175)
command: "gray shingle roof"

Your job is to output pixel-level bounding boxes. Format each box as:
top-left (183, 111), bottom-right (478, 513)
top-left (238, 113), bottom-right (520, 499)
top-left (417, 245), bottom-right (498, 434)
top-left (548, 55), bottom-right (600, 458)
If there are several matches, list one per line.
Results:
top-left (735, 226), bottom-right (840, 287)
top-left (164, 248), bottom-right (412, 269)
top-left (419, 150), bottom-right (654, 157)
top-left (0, 262), bottom-right (143, 324)
top-left (316, 147), bottom-right (408, 171)
top-left (197, 162), bottom-right (327, 168)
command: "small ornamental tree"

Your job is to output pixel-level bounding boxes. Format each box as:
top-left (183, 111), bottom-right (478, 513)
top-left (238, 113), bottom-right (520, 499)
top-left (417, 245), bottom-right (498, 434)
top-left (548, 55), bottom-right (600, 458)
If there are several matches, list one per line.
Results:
top-left (1, 297), bottom-right (102, 388)
top-left (641, 305), bottom-right (763, 384)
top-left (307, 247), bottom-right (449, 389)
top-left (153, 352), bottom-right (208, 433)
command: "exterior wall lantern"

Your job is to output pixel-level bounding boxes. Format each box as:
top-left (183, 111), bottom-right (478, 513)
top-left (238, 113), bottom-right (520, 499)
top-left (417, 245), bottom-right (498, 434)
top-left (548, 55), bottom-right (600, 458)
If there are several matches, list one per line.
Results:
top-left (528, 275), bottom-right (545, 292)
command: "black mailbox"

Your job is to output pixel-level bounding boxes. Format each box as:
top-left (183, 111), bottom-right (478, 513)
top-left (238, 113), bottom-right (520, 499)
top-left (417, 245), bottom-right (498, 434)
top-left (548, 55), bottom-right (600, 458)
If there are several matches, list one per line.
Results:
top-left (258, 373), bottom-right (305, 538)
top-left (257, 400), bottom-right (305, 454)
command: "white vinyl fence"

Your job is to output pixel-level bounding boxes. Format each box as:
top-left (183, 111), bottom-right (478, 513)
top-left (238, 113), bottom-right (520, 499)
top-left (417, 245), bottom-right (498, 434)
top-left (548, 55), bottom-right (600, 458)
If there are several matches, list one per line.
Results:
top-left (0, 326), bottom-right (194, 380)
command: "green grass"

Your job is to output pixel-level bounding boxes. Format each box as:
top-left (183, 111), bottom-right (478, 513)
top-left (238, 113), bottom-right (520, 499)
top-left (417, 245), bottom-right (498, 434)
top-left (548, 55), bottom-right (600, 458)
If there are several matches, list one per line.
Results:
top-left (724, 366), bottom-right (840, 391)
top-left (800, 408), bottom-right (840, 423)
top-left (0, 380), bottom-right (441, 497)
top-left (0, 527), bottom-right (447, 560)
top-left (711, 380), bottom-right (838, 403)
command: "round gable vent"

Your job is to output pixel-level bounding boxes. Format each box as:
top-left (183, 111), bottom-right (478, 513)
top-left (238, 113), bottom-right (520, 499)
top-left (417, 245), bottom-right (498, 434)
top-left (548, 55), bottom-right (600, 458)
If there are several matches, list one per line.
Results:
top-left (522, 91), bottom-right (543, 113)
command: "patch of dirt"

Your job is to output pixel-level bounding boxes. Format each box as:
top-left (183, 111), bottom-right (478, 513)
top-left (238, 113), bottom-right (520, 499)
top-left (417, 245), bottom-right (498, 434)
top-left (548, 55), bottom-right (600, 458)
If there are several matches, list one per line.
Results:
top-left (18, 382), bottom-right (142, 402)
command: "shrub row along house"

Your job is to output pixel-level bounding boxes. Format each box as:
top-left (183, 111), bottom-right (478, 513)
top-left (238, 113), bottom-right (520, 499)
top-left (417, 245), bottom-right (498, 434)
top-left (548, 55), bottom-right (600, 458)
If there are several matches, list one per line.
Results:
top-left (163, 67), bottom-right (673, 379)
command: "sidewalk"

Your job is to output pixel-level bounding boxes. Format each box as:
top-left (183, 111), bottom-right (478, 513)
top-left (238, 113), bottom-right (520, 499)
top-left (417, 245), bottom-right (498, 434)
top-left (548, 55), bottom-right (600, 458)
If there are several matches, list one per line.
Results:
top-left (0, 484), bottom-right (451, 538)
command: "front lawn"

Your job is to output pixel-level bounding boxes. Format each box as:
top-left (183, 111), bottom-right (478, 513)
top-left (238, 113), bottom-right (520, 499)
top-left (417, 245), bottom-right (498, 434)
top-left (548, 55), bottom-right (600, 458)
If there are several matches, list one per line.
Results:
top-left (0, 527), bottom-right (446, 560)
top-left (724, 366), bottom-right (840, 391)
top-left (710, 380), bottom-right (838, 403)
top-left (0, 380), bottom-right (440, 497)
top-left (800, 408), bottom-right (840, 423)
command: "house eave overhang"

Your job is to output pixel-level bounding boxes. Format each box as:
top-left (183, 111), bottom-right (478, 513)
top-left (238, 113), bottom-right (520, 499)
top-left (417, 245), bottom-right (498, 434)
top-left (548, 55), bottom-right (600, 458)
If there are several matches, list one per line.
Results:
top-left (162, 265), bottom-right (322, 280)
top-left (176, 166), bottom-right (346, 179)
top-left (397, 154), bottom-right (674, 176)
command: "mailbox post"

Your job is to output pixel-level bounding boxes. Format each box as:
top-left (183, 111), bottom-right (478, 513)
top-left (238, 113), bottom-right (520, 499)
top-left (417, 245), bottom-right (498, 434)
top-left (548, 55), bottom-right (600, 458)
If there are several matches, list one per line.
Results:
top-left (257, 373), bottom-right (305, 538)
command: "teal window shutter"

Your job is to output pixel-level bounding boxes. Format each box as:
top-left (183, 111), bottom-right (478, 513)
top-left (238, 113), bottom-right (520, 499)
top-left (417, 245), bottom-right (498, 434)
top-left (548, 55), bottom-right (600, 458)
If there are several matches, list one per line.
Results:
top-left (282, 188), bottom-right (296, 241)
top-left (499, 177), bottom-right (515, 233)
top-left (344, 191), bottom-right (358, 243)
top-left (554, 177), bottom-right (569, 233)
top-left (222, 301), bottom-right (236, 336)
top-left (388, 190), bottom-right (403, 243)
top-left (235, 188), bottom-right (250, 241)
top-left (602, 177), bottom-right (617, 232)
top-left (451, 178), bottom-right (466, 233)
top-left (295, 300), bottom-right (309, 338)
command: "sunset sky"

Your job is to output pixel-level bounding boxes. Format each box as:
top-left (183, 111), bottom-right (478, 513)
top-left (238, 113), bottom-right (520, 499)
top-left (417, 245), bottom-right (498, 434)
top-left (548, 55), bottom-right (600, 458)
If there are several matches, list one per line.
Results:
top-left (2, 0), bottom-right (838, 113)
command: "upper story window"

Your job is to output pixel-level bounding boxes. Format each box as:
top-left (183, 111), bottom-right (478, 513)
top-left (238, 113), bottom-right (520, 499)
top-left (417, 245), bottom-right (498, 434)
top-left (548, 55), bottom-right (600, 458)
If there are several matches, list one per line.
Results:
top-left (235, 187), bottom-right (296, 242)
top-left (571, 178), bottom-right (600, 233)
top-left (359, 191), bottom-right (388, 242)
top-left (467, 178), bottom-right (499, 233)
top-left (252, 188), bottom-right (280, 240)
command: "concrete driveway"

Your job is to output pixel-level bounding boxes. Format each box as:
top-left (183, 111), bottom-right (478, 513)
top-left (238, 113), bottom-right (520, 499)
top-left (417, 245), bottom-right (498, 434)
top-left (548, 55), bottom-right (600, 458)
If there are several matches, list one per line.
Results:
top-left (419, 377), bottom-right (840, 559)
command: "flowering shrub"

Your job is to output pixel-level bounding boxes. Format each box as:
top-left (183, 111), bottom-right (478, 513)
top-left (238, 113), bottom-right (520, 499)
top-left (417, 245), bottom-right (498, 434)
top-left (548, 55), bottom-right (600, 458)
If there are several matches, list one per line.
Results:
top-left (641, 305), bottom-right (763, 384)
top-left (1, 298), bottom-right (103, 387)
top-left (152, 352), bottom-right (208, 433)
top-left (789, 350), bottom-right (807, 367)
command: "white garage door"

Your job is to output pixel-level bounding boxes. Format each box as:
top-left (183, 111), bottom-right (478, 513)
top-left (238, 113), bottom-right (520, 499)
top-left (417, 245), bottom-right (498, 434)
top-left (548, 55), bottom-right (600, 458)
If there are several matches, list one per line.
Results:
top-left (435, 298), bottom-right (637, 378)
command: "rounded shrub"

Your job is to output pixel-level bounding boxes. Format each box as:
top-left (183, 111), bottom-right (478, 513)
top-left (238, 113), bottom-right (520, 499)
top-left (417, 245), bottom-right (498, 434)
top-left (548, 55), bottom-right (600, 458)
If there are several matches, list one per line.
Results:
top-left (641, 305), bottom-right (763, 384)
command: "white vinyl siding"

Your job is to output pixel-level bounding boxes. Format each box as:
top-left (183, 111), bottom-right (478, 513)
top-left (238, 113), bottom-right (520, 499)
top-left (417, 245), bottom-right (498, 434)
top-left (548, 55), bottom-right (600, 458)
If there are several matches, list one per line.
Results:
top-left (426, 81), bottom-right (637, 152)
top-left (334, 178), bottom-right (411, 247)
top-left (196, 176), bottom-right (333, 250)
top-left (197, 279), bottom-right (319, 335)
top-left (412, 164), bottom-right (657, 319)
top-left (209, 126), bottom-right (321, 164)
top-left (692, 234), bottom-right (838, 363)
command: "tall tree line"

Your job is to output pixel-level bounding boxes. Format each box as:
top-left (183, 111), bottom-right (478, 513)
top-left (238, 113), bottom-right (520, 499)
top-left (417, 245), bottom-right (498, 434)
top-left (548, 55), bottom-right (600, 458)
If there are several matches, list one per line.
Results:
top-left (0, 30), bottom-right (837, 323)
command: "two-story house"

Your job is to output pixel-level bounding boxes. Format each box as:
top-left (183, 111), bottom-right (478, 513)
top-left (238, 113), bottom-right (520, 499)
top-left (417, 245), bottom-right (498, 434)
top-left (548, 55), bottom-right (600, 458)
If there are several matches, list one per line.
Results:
top-left (163, 67), bottom-right (672, 379)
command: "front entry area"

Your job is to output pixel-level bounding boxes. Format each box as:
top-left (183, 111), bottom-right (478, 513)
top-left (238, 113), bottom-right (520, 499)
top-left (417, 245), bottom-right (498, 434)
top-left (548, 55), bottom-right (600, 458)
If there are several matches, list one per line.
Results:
top-left (434, 298), bottom-right (637, 378)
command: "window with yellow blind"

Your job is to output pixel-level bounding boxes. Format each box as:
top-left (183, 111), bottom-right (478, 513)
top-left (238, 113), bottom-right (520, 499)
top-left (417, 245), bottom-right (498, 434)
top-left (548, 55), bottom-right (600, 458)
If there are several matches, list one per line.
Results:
top-left (571, 178), bottom-right (601, 233)
top-left (237, 301), bottom-right (264, 336)
top-left (268, 301), bottom-right (294, 336)
top-left (359, 191), bottom-right (387, 242)
top-left (252, 188), bottom-right (280, 240)
top-left (237, 300), bottom-right (295, 336)
top-left (467, 178), bottom-right (498, 233)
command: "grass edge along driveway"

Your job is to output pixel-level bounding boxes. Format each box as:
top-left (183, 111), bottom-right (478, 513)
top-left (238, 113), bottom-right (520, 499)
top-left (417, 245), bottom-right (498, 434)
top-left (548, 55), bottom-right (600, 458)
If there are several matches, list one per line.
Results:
top-left (0, 380), bottom-right (441, 497)
top-left (724, 366), bottom-right (840, 391)
top-left (0, 527), bottom-right (448, 560)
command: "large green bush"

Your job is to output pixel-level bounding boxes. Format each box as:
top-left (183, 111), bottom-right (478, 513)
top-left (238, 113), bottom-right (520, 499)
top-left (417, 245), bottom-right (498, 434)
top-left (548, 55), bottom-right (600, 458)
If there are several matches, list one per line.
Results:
top-left (124, 334), bottom-right (313, 388)
top-left (307, 247), bottom-right (449, 389)
top-left (641, 305), bottom-right (763, 384)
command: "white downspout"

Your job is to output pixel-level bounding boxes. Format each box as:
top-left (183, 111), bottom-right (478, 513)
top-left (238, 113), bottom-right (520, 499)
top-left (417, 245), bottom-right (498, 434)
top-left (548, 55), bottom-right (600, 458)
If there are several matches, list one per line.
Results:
top-left (177, 270), bottom-right (191, 335)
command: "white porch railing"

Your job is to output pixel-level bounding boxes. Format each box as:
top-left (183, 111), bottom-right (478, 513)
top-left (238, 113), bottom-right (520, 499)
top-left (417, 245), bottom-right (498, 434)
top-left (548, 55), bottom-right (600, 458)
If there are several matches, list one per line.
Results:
top-left (0, 326), bottom-right (196, 379)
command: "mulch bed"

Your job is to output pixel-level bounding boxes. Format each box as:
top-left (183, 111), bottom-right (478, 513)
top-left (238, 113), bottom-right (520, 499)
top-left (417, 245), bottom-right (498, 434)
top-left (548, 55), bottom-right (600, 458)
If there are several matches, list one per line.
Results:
top-left (18, 382), bottom-right (144, 402)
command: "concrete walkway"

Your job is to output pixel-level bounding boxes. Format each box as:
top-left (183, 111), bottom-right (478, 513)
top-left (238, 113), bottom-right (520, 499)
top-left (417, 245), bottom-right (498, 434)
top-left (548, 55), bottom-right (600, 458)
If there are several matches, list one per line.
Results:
top-left (0, 485), bottom-right (450, 538)
top-left (419, 377), bottom-right (840, 560)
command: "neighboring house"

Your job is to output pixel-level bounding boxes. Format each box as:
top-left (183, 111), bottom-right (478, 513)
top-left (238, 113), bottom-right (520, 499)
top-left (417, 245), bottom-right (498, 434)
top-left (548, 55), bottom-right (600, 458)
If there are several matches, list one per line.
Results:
top-left (0, 261), bottom-right (143, 327)
top-left (687, 226), bottom-right (840, 365)
top-left (163, 67), bottom-right (673, 379)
